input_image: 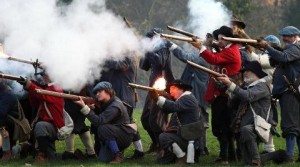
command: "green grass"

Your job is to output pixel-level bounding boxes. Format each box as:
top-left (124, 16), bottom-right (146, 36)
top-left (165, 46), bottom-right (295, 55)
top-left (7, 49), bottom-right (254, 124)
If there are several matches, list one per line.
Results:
top-left (1, 109), bottom-right (299, 166)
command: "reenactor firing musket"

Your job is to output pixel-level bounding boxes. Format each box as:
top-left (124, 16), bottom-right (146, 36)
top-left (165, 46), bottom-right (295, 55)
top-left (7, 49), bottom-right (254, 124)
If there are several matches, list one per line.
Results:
top-left (128, 83), bottom-right (171, 98)
top-left (35, 89), bottom-right (95, 104)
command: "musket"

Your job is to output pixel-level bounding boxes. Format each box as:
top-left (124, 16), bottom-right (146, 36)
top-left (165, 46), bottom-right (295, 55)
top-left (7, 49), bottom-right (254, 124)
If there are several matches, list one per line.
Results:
top-left (186, 60), bottom-right (223, 77)
top-left (222, 37), bottom-right (258, 44)
top-left (128, 83), bottom-right (171, 98)
top-left (0, 52), bottom-right (41, 67)
top-left (160, 33), bottom-right (195, 42)
top-left (35, 89), bottom-right (95, 104)
top-left (167, 26), bottom-right (199, 38)
top-left (0, 73), bottom-right (24, 82)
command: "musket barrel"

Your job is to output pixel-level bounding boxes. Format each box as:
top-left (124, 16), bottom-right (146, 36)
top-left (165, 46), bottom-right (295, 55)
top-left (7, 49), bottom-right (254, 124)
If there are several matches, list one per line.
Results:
top-left (167, 26), bottom-right (198, 38)
top-left (222, 37), bottom-right (257, 44)
top-left (187, 60), bottom-right (223, 77)
top-left (7, 56), bottom-right (37, 65)
top-left (35, 89), bottom-right (94, 103)
top-left (160, 33), bottom-right (194, 42)
top-left (128, 83), bottom-right (155, 91)
top-left (0, 73), bottom-right (23, 81)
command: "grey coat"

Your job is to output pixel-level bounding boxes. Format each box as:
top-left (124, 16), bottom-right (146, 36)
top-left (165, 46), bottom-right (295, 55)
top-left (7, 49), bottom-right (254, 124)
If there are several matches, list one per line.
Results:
top-left (231, 80), bottom-right (272, 127)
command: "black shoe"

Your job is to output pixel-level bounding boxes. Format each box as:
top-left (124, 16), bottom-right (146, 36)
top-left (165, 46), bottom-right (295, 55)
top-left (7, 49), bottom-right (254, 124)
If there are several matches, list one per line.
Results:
top-left (146, 143), bottom-right (159, 154)
top-left (62, 151), bottom-right (77, 160)
top-left (126, 150), bottom-right (144, 160)
top-left (20, 143), bottom-right (36, 159)
top-left (213, 157), bottom-right (228, 165)
top-left (86, 153), bottom-right (97, 159)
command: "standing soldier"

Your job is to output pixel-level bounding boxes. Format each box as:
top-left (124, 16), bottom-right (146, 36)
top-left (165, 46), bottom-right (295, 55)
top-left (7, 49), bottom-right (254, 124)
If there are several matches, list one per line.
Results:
top-left (190, 26), bottom-right (241, 164)
top-left (140, 28), bottom-right (175, 153)
top-left (256, 26), bottom-right (300, 163)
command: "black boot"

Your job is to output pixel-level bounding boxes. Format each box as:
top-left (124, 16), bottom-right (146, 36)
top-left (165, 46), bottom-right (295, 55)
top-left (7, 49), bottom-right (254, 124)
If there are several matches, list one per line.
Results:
top-left (126, 150), bottom-right (144, 160)
top-left (260, 149), bottom-right (288, 164)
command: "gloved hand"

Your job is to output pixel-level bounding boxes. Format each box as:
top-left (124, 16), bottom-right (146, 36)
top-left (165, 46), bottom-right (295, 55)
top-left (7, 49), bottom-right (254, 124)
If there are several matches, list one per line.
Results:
top-left (189, 37), bottom-right (202, 49)
top-left (17, 76), bottom-right (28, 86)
top-left (256, 39), bottom-right (269, 49)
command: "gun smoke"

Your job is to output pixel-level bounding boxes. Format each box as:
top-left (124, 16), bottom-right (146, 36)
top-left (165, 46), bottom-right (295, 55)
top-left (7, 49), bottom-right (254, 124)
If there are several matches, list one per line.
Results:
top-left (0, 0), bottom-right (140, 91)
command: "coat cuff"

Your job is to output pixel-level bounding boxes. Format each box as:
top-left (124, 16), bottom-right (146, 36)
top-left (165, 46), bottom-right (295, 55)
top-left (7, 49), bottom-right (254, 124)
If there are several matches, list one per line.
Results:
top-left (227, 82), bottom-right (236, 92)
top-left (169, 44), bottom-right (178, 51)
top-left (199, 46), bottom-right (207, 54)
top-left (157, 96), bottom-right (166, 107)
top-left (80, 105), bottom-right (90, 115)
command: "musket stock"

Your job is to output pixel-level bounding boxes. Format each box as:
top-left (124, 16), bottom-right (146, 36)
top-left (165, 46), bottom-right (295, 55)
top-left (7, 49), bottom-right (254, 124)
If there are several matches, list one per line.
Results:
top-left (0, 73), bottom-right (23, 82)
top-left (222, 37), bottom-right (258, 44)
top-left (128, 83), bottom-right (170, 98)
top-left (35, 89), bottom-right (95, 104)
top-left (187, 60), bottom-right (223, 77)
top-left (167, 26), bottom-right (199, 38)
top-left (160, 33), bottom-right (195, 42)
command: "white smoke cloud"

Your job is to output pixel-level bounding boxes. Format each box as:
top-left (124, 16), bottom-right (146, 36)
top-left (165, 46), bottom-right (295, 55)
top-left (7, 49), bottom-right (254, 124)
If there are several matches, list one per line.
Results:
top-left (187, 0), bottom-right (231, 39)
top-left (0, 0), bottom-right (140, 91)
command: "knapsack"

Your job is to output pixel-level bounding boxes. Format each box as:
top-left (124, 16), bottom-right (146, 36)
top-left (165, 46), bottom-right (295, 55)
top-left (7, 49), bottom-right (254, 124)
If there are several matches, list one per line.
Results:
top-left (8, 101), bottom-right (32, 143)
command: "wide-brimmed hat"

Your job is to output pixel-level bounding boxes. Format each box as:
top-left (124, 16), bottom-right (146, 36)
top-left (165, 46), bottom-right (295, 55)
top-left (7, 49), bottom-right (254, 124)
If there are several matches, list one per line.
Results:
top-left (166, 79), bottom-right (192, 93)
top-left (240, 61), bottom-right (267, 78)
top-left (231, 16), bottom-right (246, 29)
top-left (92, 81), bottom-right (112, 95)
top-left (213, 26), bottom-right (234, 40)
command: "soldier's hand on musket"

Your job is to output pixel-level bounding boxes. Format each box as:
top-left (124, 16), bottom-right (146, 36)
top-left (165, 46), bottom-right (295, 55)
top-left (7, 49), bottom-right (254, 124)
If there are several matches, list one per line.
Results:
top-left (17, 76), bottom-right (29, 86)
top-left (217, 74), bottom-right (232, 87)
top-left (189, 37), bottom-right (202, 49)
top-left (74, 97), bottom-right (86, 108)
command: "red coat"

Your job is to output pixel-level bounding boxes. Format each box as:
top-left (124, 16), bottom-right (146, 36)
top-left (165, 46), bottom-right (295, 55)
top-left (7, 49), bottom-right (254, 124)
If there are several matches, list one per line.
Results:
top-left (200, 44), bottom-right (241, 102)
top-left (28, 82), bottom-right (64, 129)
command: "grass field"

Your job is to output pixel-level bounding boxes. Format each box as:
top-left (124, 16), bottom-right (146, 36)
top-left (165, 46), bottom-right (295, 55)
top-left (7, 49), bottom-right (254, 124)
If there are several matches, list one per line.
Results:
top-left (1, 109), bottom-right (299, 166)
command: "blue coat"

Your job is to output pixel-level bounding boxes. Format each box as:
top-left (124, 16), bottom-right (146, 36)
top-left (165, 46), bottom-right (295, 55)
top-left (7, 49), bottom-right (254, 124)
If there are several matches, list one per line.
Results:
top-left (171, 47), bottom-right (210, 109)
top-left (266, 42), bottom-right (300, 95)
top-left (100, 56), bottom-right (137, 108)
top-left (140, 45), bottom-right (174, 86)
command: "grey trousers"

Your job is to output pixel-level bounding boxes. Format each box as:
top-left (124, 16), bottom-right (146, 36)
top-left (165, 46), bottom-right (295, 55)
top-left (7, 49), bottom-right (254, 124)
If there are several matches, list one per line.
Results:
top-left (159, 132), bottom-right (188, 151)
top-left (34, 121), bottom-right (57, 160)
top-left (239, 124), bottom-right (260, 165)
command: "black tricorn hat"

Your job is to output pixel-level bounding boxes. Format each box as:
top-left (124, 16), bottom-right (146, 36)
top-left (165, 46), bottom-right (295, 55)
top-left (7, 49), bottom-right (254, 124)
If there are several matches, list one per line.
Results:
top-left (213, 26), bottom-right (234, 40)
top-left (231, 16), bottom-right (246, 29)
top-left (241, 61), bottom-right (267, 78)
top-left (166, 79), bottom-right (192, 93)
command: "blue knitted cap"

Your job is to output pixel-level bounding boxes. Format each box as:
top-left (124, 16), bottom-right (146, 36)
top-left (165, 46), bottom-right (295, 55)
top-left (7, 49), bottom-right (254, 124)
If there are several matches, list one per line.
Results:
top-left (278, 26), bottom-right (300, 36)
top-left (92, 81), bottom-right (112, 94)
top-left (264, 35), bottom-right (281, 46)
